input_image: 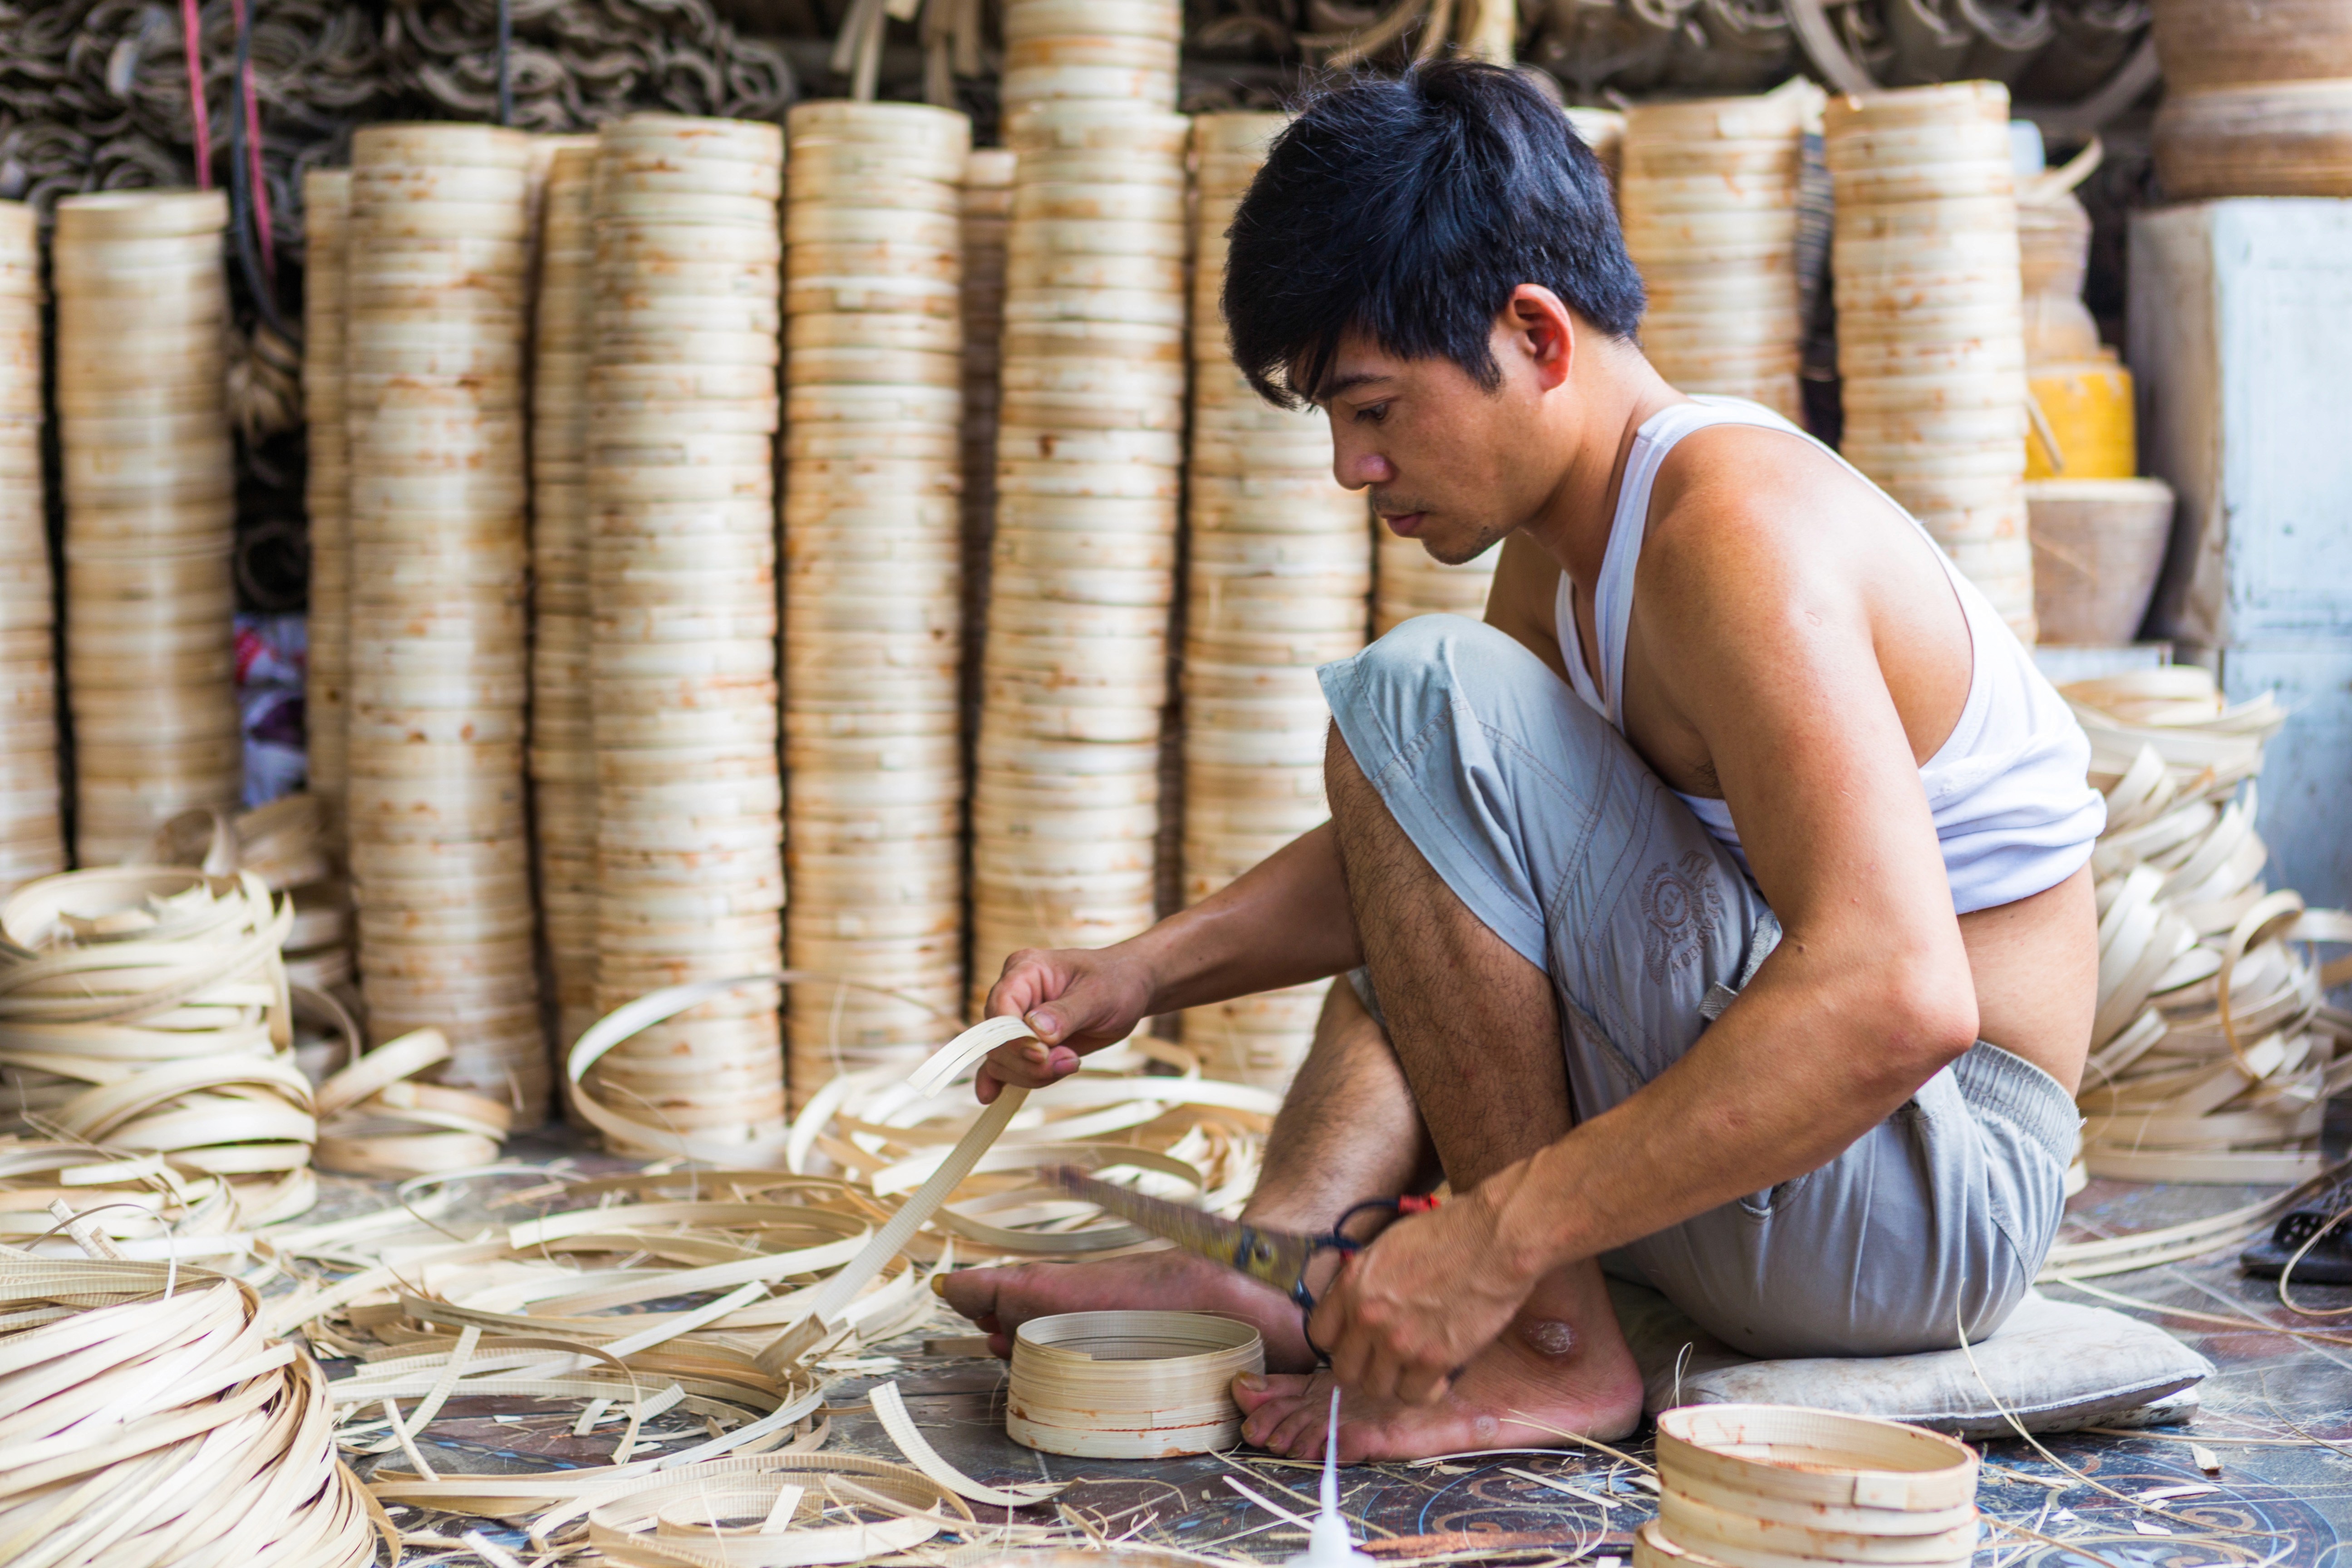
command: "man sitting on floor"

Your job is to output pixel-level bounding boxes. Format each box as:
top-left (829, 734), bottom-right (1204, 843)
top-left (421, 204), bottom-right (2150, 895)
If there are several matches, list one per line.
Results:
top-left (940, 61), bottom-right (2101, 1461)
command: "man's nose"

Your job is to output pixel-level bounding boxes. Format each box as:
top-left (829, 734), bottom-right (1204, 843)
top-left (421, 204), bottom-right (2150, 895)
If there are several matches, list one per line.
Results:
top-left (1333, 443), bottom-right (1395, 492)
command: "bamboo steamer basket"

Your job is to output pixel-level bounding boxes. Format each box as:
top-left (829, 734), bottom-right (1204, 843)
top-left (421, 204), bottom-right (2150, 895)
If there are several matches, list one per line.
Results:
top-left (1005, 1311), bottom-right (1262, 1460)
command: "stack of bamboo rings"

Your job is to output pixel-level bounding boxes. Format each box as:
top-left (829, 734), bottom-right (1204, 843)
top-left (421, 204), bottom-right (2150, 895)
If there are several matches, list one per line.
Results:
top-left (960, 148), bottom-right (1015, 772)
top-left (585, 114), bottom-right (787, 1151)
top-left (344, 123), bottom-right (545, 1119)
top-left (1181, 113), bottom-right (1367, 1089)
top-left (53, 190), bottom-right (241, 866)
top-left (1621, 84), bottom-right (1816, 421)
top-left (301, 172), bottom-right (352, 843)
top-left (1827, 82), bottom-right (2037, 644)
top-left (0, 200), bottom-right (60, 894)
top-left (1001, 0), bottom-right (1182, 115)
top-left (1637, 1404), bottom-right (1979, 1568)
top-left (782, 102), bottom-right (972, 1105)
top-left (1006, 1310), bottom-right (1264, 1459)
top-left (531, 141), bottom-right (600, 1053)
top-left (969, 97), bottom-right (1191, 1002)
top-left (1373, 529), bottom-right (1501, 636)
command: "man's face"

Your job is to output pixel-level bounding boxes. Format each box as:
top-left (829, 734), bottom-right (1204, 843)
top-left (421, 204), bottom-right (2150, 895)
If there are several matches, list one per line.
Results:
top-left (1312, 321), bottom-right (1558, 566)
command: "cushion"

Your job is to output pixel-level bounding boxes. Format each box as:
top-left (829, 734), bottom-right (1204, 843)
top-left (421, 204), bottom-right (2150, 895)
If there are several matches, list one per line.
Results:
top-left (1607, 1280), bottom-right (2211, 1436)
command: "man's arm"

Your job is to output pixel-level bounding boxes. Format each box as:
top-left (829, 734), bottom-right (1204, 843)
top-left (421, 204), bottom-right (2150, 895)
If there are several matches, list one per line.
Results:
top-left (1314, 438), bottom-right (1982, 1400)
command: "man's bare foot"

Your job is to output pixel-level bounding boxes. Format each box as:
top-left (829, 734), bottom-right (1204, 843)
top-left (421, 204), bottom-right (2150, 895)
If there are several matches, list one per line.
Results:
top-left (1230, 1306), bottom-right (1644, 1461)
top-left (937, 1247), bottom-right (1322, 1371)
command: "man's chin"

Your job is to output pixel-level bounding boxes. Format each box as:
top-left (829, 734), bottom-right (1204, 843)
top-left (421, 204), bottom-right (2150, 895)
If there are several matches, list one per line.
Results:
top-left (1422, 526), bottom-right (1507, 568)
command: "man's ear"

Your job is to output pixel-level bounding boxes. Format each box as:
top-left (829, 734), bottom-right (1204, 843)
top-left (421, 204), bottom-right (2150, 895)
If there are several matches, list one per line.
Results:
top-left (1500, 284), bottom-right (1576, 393)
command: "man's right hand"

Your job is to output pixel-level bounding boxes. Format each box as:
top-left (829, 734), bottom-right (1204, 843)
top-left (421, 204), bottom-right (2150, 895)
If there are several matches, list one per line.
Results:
top-left (975, 944), bottom-right (1156, 1103)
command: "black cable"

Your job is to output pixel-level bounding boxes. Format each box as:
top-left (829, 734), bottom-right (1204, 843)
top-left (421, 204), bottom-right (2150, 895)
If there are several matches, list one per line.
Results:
top-left (496, 0), bottom-right (512, 126)
top-left (226, 0), bottom-right (289, 339)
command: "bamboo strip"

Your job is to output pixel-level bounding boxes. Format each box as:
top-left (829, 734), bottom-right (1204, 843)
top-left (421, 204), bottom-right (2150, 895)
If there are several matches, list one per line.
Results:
top-left (0, 200), bottom-right (59, 896)
top-left (54, 191), bottom-right (239, 865)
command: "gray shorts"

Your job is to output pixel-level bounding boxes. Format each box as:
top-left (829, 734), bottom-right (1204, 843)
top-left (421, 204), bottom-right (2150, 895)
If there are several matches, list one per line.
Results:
top-left (1320, 614), bottom-right (2078, 1361)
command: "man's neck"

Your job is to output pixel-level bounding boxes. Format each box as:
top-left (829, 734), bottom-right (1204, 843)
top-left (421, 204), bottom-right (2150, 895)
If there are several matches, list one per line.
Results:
top-left (1517, 353), bottom-right (1688, 590)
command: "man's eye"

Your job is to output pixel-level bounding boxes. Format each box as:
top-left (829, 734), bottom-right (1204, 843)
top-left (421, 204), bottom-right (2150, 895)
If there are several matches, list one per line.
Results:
top-left (1354, 403), bottom-right (1388, 425)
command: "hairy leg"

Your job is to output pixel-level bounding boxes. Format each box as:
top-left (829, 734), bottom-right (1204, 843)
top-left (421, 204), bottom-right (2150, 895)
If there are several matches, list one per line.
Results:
top-left (1231, 727), bottom-right (1643, 1458)
top-left (937, 978), bottom-right (1436, 1370)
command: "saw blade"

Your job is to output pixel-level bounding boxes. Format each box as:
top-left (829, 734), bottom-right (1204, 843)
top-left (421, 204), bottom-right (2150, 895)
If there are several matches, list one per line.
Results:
top-left (1045, 1164), bottom-right (1318, 1300)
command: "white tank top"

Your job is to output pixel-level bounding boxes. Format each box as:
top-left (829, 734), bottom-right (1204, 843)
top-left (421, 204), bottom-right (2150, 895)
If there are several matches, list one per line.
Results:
top-left (1553, 398), bottom-right (2104, 915)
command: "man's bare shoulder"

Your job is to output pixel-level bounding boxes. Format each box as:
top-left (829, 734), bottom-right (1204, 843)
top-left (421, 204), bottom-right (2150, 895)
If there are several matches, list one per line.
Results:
top-left (1637, 422), bottom-right (1881, 620)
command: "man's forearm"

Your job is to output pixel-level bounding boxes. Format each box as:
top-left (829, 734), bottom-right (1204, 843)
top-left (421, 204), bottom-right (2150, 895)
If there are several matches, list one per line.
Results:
top-left (1125, 822), bottom-right (1361, 1014)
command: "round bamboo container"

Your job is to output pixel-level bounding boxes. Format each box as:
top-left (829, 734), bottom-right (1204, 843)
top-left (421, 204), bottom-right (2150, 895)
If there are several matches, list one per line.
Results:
top-left (302, 172), bottom-right (352, 843)
top-left (969, 102), bottom-right (1190, 1008)
top-left (346, 124), bottom-right (545, 1120)
top-left (2149, 0), bottom-right (2352, 198)
top-left (0, 202), bottom-right (59, 894)
top-left (999, 0), bottom-right (1182, 117)
top-left (782, 102), bottom-right (971, 1107)
top-left (1827, 82), bottom-right (2036, 644)
top-left (53, 191), bottom-right (239, 866)
top-left (1179, 114), bottom-right (1365, 1090)
top-left (1006, 1311), bottom-right (1265, 1459)
top-left (1622, 85), bottom-right (1816, 420)
top-left (587, 115), bottom-right (786, 1150)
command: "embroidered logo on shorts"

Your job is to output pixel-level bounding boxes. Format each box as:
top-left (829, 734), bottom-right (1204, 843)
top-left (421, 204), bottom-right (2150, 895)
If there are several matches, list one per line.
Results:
top-left (1641, 851), bottom-right (1724, 983)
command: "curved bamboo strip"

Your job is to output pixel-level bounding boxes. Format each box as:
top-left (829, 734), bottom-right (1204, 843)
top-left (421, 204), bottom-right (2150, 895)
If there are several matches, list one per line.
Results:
top-left (302, 171), bottom-right (352, 839)
top-left (1007, 1310), bottom-right (1265, 1458)
top-left (783, 102), bottom-right (972, 1108)
top-left (345, 122), bottom-right (545, 1120)
top-left (0, 1258), bottom-right (384, 1568)
top-left (1826, 81), bottom-right (2036, 644)
top-left (969, 100), bottom-right (1191, 1005)
top-left (1182, 113), bottom-right (1367, 1090)
top-left (532, 141), bottom-right (600, 1054)
top-left (53, 190), bottom-right (241, 864)
top-left (148, 796), bottom-right (351, 996)
top-left (586, 113), bottom-right (787, 1154)
top-left (0, 199), bottom-right (60, 895)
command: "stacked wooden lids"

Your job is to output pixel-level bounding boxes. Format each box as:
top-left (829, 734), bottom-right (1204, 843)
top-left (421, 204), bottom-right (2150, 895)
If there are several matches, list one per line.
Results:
top-left (586, 114), bottom-right (786, 1152)
top-left (1638, 1404), bottom-right (1979, 1568)
top-left (962, 148), bottom-right (1015, 764)
top-left (969, 99), bottom-right (1191, 1003)
top-left (53, 190), bottom-right (241, 865)
top-left (1001, 0), bottom-right (1182, 116)
top-left (2150, 0), bottom-right (2352, 199)
top-left (530, 142), bottom-right (599, 1053)
top-left (1182, 113), bottom-right (1366, 1090)
top-left (782, 101), bottom-right (971, 1105)
top-left (301, 172), bottom-right (352, 841)
top-left (344, 123), bottom-right (544, 1120)
top-left (0, 201), bottom-right (60, 894)
top-left (1622, 84), bottom-right (1815, 421)
top-left (1373, 528), bottom-right (1501, 636)
top-left (1827, 82), bottom-right (2036, 644)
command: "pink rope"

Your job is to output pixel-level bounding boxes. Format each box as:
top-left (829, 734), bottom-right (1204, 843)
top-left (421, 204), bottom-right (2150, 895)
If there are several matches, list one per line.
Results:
top-left (228, 0), bottom-right (274, 278)
top-left (180, 0), bottom-right (212, 188)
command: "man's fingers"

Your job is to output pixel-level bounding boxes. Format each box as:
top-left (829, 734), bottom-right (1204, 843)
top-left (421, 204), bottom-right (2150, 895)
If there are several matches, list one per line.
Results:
top-left (1395, 1358), bottom-right (1451, 1408)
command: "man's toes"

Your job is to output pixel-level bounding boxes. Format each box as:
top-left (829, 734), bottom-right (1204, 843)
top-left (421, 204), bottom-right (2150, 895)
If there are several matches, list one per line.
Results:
top-left (936, 1267), bottom-right (1002, 1322)
top-left (1264, 1399), bottom-right (1333, 1458)
top-left (1229, 1371), bottom-right (1284, 1417)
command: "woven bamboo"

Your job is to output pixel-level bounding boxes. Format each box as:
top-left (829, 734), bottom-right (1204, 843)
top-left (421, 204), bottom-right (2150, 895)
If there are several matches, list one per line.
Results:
top-left (149, 795), bottom-right (352, 1000)
top-left (53, 190), bottom-right (240, 865)
top-left (301, 172), bottom-right (351, 847)
top-left (0, 201), bottom-right (59, 895)
top-left (1621, 83), bottom-right (1817, 420)
top-left (1180, 113), bottom-right (1364, 1091)
top-left (784, 102), bottom-right (971, 1108)
top-left (971, 101), bottom-right (1189, 1007)
top-left (1000, 0), bottom-right (1182, 117)
top-left (2067, 668), bottom-right (2352, 1185)
top-left (1646, 1404), bottom-right (1979, 1568)
top-left (345, 123), bottom-right (545, 1121)
top-left (531, 141), bottom-right (600, 1054)
top-left (2150, 0), bottom-right (2352, 198)
top-left (586, 114), bottom-right (786, 1151)
top-left (1827, 81), bottom-right (2036, 644)
top-left (1006, 1310), bottom-right (1265, 1459)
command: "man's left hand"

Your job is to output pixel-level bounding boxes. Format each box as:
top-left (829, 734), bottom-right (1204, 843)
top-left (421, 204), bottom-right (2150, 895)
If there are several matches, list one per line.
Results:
top-left (1306, 1195), bottom-right (1535, 1405)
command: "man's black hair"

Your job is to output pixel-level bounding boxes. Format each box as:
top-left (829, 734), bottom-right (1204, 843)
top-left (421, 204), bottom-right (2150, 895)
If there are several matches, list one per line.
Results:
top-left (1222, 60), bottom-right (1645, 409)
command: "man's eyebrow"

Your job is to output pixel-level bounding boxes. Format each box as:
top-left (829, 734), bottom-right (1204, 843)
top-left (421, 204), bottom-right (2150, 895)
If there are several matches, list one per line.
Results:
top-left (1313, 372), bottom-right (1393, 404)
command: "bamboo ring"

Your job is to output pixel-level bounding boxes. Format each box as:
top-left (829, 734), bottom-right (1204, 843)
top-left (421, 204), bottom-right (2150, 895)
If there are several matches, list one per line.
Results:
top-left (1004, 1310), bottom-right (1264, 1459)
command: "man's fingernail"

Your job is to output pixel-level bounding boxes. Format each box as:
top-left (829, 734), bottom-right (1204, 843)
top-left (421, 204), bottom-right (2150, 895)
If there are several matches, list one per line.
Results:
top-left (1237, 1373), bottom-right (1265, 1392)
top-left (1029, 1012), bottom-right (1058, 1039)
top-left (929, 1275), bottom-right (949, 1297)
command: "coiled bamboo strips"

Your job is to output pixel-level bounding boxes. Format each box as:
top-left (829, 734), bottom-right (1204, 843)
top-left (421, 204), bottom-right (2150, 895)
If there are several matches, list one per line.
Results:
top-left (148, 795), bottom-right (352, 997)
top-left (302, 172), bottom-right (352, 839)
top-left (1182, 114), bottom-right (1366, 1090)
top-left (1000, 0), bottom-right (1182, 117)
top-left (53, 190), bottom-right (241, 865)
top-left (532, 142), bottom-right (600, 1054)
top-left (0, 866), bottom-right (315, 1226)
top-left (587, 114), bottom-right (786, 1152)
top-left (970, 101), bottom-right (1190, 1006)
top-left (1826, 81), bottom-right (2037, 644)
top-left (1621, 84), bottom-right (1816, 421)
top-left (783, 103), bottom-right (971, 1107)
top-left (0, 200), bottom-right (60, 895)
top-left (345, 123), bottom-right (545, 1120)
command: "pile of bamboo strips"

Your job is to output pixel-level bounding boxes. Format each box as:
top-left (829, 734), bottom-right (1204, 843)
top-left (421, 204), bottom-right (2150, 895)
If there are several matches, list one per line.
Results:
top-left (344, 123), bottom-right (544, 1119)
top-left (300, 171), bottom-right (351, 843)
top-left (782, 101), bottom-right (972, 1104)
top-left (1827, 81), bottom-right (2037, 643)
top-left (969, 98), bottom-right (1190, 1003)
top-left (0, 200), bottom-right (59, 893)
top-left (54, 190), bottom-right (241, 865)
top-left (1621, 84), bottom-right (1815, 420)
top-left (531, 141), bottom-right (600, 1053)
top-left (585, 114), bottom-right (786, 1152)
top-left (1181, 113), bottom-right (1367, 1089)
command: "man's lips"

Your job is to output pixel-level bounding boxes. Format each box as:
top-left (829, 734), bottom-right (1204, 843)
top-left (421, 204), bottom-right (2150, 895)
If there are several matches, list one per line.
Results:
top-left (1381, 511), bottom-right (1427, 538)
